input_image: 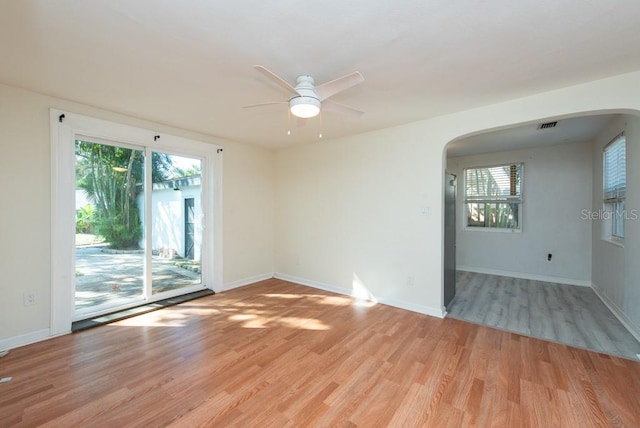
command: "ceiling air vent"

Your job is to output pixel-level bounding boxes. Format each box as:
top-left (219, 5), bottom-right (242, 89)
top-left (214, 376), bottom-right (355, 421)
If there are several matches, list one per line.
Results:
top-left (537, 121), bottom-right (558, 130)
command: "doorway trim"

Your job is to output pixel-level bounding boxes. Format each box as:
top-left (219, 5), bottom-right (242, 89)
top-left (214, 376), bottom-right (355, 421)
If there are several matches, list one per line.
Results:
top-left (439, 108), bottom-right (640, 311)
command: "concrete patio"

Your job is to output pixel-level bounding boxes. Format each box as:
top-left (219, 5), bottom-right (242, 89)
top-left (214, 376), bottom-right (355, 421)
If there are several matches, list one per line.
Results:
top-left (75, 247), bottom-right (201, 312)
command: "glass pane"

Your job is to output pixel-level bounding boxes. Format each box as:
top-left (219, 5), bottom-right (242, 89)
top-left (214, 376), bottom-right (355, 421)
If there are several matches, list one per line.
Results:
top-left (486, 203), bottom-right (497, 227)
top-left (465, 164), bottom-right (522, 200)
top-left (150, 153), bottom-right (202, 294)
top-left (467, 203), bottom-right (485, 227)
top-left (603, 135), bottom-right (626, 201)
top-left (466, 202), bottom-right (519, 229)
top-left (75, 140), bottom-right (145, 314)
top-left (495, 203), bottom-right (519, 229)
top-left (612, 201), bottom-right (624, 238)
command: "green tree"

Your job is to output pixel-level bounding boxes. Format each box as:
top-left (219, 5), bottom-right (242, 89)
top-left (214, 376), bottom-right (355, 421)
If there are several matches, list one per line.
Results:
top-left (173, 163), bottom-right (201, 178)
top-left (75, 204), bottom-right (96, 234)
top-left (75, 141), bottom-right (172, 248)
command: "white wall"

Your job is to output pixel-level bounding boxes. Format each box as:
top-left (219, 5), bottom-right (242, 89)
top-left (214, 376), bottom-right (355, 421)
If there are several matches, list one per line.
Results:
top-left (448, 141), bottom-right (593, 285)
top-left (0, 83), bottom-right (274, 346)
top-left (274, 70), bottom-right (640, 317)
top-left (139, 185), bottom-right (202, 260)
top-left (591, 114), bottom-right (640, 338)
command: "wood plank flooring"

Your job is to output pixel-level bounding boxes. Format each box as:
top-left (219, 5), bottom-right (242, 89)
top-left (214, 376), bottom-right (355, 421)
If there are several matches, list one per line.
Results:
top-left (448, 271), bottom-right (640, 361)
top-left (1, 278), bottom-right (640, 427)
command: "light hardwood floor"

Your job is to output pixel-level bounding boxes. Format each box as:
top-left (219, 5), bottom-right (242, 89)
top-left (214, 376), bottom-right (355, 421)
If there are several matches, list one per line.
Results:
top-left (2, 278), bottom-right (640, 427)
top-left (448, 271), bottom-right (640, 361)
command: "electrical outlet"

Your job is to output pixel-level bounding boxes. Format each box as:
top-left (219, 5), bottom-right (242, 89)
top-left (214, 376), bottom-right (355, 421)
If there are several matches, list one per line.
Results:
top-left (23, 291), bottom-right (36, 306)
top-left (407, 276), bottom-right (415, 286)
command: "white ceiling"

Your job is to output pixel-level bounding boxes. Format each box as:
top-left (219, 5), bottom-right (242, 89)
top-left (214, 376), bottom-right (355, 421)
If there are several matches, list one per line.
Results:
top-left (447, 114), bottom-right (618, 157)
top-left (1, 1), bottom-right (640, 149)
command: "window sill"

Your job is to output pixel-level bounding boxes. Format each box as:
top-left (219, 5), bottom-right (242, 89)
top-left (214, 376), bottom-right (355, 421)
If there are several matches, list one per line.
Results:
top-left (602, 238), bottom-right (624, 248)
top-left (463, 227), bottom-right (521, 234)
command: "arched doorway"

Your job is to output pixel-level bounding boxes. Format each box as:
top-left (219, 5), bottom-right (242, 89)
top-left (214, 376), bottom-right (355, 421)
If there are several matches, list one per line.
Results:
top-left (441, 112), bottom-right (640, 360)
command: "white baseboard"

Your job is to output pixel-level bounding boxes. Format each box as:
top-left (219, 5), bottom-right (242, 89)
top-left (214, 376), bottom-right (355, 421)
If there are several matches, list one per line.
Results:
top-left (274, 273), bottom-right (446, 319)
top-left (591, 283), bottom-right (640, 344)
top-left (457, 265), bottom-right (592, 287)
top-left (0, 329), bottom-right (51, 353)
top-left (274, 273), bottom-right (352, 298)
top-left (379, 296), bottom-right (447, 319)
top-left (223, 273), bottom-right (274, 291)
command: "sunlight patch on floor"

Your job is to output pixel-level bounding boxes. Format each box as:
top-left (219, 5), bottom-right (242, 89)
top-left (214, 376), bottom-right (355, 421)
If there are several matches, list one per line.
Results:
top-left (178, 307), bottom-right (220, 317)
top-left (316, 295), bottom-right (352, 306)
top-left (229, 313), bottom-right (258, 322)
top-left (228, 312), bottom-right (331, 330)
top-left (117, 311), bottom-right (188, 327)
top-left (352, 273), bottom-right (378, 307)
top-left (262, 293), bottom-right (302, 299)
top-left (280, 316), bottom-right (331, 330)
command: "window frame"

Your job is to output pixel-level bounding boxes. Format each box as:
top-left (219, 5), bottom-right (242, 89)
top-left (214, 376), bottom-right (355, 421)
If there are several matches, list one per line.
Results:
top-left (602, 132), bottom-right (626, 242)
top-left (463, 162), bottom-right (524, 232)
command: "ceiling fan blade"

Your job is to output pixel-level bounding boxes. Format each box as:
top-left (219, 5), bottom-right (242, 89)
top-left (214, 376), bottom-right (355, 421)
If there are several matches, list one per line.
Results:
top-left (253, 65), bottom-right (298, 95)
top-left (242, 101), bottom-right (288, 109)
top-left (322, 99), bottom-right (364, 117)
top-left (314, 71), bottom-right (364, 101)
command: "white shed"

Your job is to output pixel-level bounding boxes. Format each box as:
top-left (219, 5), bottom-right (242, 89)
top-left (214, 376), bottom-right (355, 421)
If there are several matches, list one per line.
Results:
top-left (137, 175), bottom-right (202, 260)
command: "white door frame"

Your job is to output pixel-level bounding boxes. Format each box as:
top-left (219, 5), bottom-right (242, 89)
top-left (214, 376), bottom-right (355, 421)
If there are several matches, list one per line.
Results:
top-left (50, 109), bottom-right (223, 336)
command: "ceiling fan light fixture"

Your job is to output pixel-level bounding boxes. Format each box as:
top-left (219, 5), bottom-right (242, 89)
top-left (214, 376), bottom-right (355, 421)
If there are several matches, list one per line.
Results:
top-left (289, 96), bottom-right (320, 118)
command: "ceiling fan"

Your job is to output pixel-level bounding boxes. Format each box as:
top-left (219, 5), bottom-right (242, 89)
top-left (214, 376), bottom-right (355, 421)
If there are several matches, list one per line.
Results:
top-left (244, 65), bottom-right (364, 119)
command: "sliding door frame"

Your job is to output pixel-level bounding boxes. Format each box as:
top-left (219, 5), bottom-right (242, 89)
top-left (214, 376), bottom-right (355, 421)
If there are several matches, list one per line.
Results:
top-left (50, 109), bottom-right (223, 336)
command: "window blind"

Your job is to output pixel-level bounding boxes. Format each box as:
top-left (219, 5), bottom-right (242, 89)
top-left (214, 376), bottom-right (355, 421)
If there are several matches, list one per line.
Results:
top-left (464, 164), bottom-right (522, 202)
top-left (603, 134), bottom-right (626, 203)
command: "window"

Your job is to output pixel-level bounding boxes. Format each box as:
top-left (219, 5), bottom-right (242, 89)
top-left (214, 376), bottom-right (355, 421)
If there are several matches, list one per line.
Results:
top-left (603, 133), bottom-right (626, 239)
top-left (464, 163), bottom-right (522, 230)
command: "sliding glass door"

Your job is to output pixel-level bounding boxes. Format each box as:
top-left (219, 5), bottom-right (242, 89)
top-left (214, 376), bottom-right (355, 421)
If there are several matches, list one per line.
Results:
top-left (51, 109), bottom-right (222, 335)
top-left (75, 140), bottom-right (146, 315)
top-left (149, 153), bottom-right (202, 295)
top-left (74, 142), bottom-right (205, 319)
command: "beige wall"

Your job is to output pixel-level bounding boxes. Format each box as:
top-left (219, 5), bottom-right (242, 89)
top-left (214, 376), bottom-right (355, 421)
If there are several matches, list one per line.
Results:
top-left (0, 83), bottom-right (275, 344)
top-left (0, 85), bottom-right (52, 339)
top-left (222, 140), bottom-right (275, 286)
